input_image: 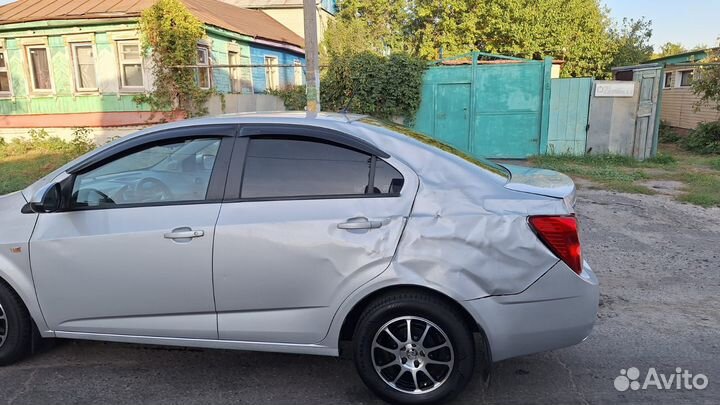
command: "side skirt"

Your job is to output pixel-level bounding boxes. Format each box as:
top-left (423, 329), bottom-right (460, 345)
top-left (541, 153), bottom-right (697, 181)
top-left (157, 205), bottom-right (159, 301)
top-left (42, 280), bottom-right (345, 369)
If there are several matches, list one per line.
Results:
top-left (54, 331), bottom-right (339, 357)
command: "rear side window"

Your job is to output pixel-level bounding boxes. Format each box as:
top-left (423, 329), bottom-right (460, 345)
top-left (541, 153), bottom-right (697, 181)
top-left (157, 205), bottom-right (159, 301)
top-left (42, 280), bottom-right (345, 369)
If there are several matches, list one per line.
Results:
top-left (240, 137), bottom-right (403, 199)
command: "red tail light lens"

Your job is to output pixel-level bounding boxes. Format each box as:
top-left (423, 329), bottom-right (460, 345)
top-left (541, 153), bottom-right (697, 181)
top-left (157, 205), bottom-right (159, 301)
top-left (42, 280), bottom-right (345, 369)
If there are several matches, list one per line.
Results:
top-left (528, 215), bottom-right (583, 274)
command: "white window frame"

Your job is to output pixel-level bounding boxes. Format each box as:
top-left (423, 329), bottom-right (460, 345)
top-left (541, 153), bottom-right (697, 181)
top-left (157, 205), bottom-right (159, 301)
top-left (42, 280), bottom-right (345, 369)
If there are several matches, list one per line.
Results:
top-left (26, 45), bottom-right (54, 93)
top-left (117, 40), bottom-right (145, 92)
top-left (663, 71), bottom-right (672, 89)
top-left (228, 50), bottom-right (253, 94)
top-left (293, 59), bottom-right (303, 86)
top-left (196, 45), bottom-right (211, 89)
top-left (0, 48), bottom-right (12, 97)
top-left (264, 55), bottom-right (279, 91)
top-left (71, 42), bottom-right (98, 92)
top-left (677, 69), bottom-right (693, 88)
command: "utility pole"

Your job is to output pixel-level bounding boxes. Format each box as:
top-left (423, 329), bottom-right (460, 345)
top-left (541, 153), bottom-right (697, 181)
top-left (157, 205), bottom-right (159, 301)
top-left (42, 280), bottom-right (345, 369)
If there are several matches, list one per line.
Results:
top-left (303, 0), bottom-right (320, 112)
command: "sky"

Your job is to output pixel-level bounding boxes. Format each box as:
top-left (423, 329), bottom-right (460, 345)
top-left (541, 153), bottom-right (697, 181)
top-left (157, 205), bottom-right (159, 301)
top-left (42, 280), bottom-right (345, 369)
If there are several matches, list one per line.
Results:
top-left (603, 0), bottom-right (720, 50)
top-left (0, 0), bottom-right (717, 51)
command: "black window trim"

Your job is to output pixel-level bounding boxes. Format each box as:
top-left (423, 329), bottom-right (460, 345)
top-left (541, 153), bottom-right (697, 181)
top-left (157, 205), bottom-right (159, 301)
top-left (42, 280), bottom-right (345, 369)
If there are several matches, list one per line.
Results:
top-left (222, 125), bottom-right (402, 203)
top-left (55, 126), bottom-right (237, 212)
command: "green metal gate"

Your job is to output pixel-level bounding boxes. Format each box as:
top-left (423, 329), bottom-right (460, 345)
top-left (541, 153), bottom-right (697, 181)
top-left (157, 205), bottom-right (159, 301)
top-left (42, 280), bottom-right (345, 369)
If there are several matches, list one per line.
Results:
top-left (547, 78), bottom-right (593, 155)
top-left (414, 52), bottom-right (553, 159)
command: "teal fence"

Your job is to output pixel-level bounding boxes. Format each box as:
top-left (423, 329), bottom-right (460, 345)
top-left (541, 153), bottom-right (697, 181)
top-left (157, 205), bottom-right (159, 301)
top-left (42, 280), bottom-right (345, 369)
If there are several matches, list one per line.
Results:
top-left (413, 52), bottom-right (553, 159)
top-left (547, 78), bottom-right (593, 155)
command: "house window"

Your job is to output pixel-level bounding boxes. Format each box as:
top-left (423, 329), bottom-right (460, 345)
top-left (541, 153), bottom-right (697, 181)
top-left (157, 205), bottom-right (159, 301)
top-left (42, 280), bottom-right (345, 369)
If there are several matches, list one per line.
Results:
top-left (664, 72), bottom-right (672, 89)
top-left (27, 47), bottom-right (53, 91)
top-left (679, 70), bottom-right (693, 87)
top-left (197, 46), bottom-right (211, 89)
top-left (229, 50), bottom-right (253, 94)
top-left (0, 51), bottom-right (11, 96)
top-left (118, 41), bottom-right (144, 90)
top-left (264, 56), bottom-right (279, 90)
top-left (294, 59), bottom-right (303, 86)
top-left (71, 43), bottom-right (97, 91)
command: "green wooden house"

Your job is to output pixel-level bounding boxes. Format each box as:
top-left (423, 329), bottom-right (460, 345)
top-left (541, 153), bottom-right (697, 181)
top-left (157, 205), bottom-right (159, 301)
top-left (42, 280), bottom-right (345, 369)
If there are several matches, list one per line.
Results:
top-left (0, 0), bottom-right (305, 130)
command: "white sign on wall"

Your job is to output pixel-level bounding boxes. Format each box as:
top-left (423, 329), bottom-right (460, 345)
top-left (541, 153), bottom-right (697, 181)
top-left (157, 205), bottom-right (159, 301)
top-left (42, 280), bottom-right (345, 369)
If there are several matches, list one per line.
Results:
top-left (595, 82), bottom-right (635, 97)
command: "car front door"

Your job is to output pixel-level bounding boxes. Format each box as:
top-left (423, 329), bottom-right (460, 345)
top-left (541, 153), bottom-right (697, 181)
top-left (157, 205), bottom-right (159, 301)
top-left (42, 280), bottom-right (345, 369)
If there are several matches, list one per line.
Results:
top-left (30, 126), bottom-right (235, 339)
top-left (213, 126), bottom-right (418, 344)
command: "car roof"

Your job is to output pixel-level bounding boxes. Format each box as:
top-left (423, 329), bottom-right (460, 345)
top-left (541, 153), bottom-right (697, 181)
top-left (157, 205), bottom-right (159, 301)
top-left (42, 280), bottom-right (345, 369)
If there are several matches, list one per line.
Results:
top-left (173, 111), bottom-right (368, 126)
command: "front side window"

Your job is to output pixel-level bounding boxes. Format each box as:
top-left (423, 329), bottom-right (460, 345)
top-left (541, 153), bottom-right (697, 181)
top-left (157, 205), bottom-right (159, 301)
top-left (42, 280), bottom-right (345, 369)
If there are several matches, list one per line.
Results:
top-left (264, 56), bottom-right (279, 90)
top-left (72, 43), bottom-right (97, 91)
top-left (240, 137), bottom-right (403, 199)
top-left (679, 70), bottom-right (693, 87)
top-left (197, 46), bottom-right (211, 89)
top-left (72, 138), bottom-right (221, 208)
top-left (118, 41), bottom-right (144, 89)
top-left (27, 47), bottom-right (52, 91)
top-left (0, 51), bottom-right (11, 96)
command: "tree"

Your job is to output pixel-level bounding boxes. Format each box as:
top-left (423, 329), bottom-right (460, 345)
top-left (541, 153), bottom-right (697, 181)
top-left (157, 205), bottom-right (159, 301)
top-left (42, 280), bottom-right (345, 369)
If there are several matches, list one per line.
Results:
top-left (653, 42), bottom-right (688, 59)
top-left (135, 0), bottom-right (215, 117)
top-left (692, 48), bottom-right (720, 110)
top-left (330, 0), bottom-right (617, 78)
top-left (609, 17), bottom-right (654, 67)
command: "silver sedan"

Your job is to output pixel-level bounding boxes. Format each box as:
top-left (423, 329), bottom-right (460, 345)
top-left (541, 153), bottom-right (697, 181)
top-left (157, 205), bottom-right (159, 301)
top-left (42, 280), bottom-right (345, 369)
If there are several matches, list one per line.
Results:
top-left (0, 113), bottom-right (598, 404)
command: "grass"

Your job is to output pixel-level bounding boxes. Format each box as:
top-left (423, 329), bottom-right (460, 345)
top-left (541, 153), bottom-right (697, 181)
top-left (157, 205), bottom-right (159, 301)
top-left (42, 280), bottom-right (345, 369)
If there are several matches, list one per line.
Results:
top-left (528, 144), bottom-right (720, 207)
top-left (0, 128), bottom-right (94, 195)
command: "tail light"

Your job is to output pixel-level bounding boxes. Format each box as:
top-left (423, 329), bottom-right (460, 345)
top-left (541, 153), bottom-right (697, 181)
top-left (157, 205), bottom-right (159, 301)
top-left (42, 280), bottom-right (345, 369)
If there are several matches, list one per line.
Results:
top-left (528, 215), bottom-right (583, 274)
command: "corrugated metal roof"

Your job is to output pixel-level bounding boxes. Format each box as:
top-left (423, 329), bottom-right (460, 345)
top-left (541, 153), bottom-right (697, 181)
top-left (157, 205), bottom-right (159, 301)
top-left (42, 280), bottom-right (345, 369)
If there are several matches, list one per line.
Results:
top-left (0, 0), bottom-right (305, 49)
top-left (221, 0), bottom-right (305, 8)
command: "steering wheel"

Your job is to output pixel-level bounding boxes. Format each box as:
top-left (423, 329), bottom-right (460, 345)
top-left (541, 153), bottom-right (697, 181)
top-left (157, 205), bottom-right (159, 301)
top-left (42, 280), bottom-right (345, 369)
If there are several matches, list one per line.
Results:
top-left (135, 178), bottom-right (174, 202)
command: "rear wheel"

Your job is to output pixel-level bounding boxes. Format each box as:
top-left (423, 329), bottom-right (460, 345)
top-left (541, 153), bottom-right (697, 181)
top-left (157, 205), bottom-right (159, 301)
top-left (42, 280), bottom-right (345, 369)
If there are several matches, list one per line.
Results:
top-left (353, 291), bottom-right (475, 404)
top-left (0, 282), bottom-right (33, 366)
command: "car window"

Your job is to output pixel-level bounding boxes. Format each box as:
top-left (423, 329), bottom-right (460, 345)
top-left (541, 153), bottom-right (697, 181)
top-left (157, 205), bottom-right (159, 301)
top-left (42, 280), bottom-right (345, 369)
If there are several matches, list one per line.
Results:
top-left (72, 138), bottom-right (221, 208)
top-left (372, 159), bottom-right (405, 194)
top-left (241, 137), bottom-right (403, 199)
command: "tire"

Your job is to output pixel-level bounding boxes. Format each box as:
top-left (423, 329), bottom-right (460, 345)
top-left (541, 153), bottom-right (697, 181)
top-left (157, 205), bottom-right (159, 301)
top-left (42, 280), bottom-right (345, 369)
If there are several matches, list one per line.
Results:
top-left (353, 290), bottom-right (475, 404)
top-left (0, 282), bottom-right (33, 366)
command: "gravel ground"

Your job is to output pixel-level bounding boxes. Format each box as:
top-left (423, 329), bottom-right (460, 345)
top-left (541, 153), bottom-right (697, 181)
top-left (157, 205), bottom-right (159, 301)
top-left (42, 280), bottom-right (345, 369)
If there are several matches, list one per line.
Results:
top-left (1, 188), bottom-right (719, 405)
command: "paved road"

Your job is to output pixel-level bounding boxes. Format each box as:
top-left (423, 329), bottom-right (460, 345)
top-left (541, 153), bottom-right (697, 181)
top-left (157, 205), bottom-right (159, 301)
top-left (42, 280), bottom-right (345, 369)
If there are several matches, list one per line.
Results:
top-left (2, 188), bottom-right (719, 405)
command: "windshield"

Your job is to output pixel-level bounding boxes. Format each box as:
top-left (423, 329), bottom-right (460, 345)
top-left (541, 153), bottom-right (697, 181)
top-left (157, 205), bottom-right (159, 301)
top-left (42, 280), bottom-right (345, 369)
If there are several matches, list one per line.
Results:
top-left (359, 118), bottom-right (510, 178)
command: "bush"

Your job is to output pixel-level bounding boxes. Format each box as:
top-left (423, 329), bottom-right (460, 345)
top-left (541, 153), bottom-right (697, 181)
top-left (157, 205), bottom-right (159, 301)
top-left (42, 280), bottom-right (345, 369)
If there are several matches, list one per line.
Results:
top-left (681, 121), bottom-right (720, 154)
top-left (267, 86), bottom-right (307, 111)
top-left (320, 52), bottom-right (427, 120)
top-left (658, 121), bottom-right (680, 143)
top-left (0, 128), bottom-right (95, 159)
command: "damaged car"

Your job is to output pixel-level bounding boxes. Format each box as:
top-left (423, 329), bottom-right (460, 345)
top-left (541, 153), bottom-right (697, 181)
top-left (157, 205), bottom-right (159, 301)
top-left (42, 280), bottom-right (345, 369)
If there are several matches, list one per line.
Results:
top-left (0, 112), bottom-right (598, 404)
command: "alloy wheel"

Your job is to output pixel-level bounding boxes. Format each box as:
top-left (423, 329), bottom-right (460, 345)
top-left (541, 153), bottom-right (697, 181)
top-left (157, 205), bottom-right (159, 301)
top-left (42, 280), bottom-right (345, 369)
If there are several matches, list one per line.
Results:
top-left (371, 316), bottom-right (454, 394)
top-left (0, 303), bottom-right (7, 349)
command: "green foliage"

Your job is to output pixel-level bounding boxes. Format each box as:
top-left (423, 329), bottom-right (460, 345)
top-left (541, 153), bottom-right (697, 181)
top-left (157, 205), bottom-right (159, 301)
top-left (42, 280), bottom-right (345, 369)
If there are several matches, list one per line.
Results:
top-left (136, 0), bottom-right (216, 118)
top-left (653, 42), bottom-right (687, 59)
top-left (0, 128), bottom-right (95, 159)
top-left (267, 86), bottom-right (307, 111)
top-left (320, 52), bottom-right (426, 119)
top-left (609, 17), bottom-right (654, 67)
top-left (659, 121), bottom-right (680, 144)
top-left (321, 18), bottom-right (386, 62)
top-left (681, 121), bottom-right (720, 154)
top-left (333, 0), bottom-right (617, 78)
top-left (692, 48), bottom-right (720, 111)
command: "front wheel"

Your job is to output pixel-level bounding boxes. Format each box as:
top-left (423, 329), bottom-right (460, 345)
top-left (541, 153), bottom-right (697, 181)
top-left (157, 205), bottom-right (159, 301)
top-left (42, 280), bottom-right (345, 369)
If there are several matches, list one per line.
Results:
top-left (353, 291), bottom-right (475, 404)
top-left (0, 282), bottom-right (33, 366)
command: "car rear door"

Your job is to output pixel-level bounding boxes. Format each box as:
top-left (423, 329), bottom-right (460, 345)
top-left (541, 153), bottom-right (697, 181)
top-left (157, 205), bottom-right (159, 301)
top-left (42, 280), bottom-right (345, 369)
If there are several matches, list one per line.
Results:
top-left (213, 125), bottom-right (418, 344)
top-left (30, 125), bottom-right (235, 339)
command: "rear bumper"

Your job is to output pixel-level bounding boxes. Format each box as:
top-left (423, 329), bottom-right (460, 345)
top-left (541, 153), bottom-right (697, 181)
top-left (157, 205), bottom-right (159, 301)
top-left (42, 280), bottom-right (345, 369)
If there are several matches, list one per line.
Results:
top-left (465, 261), bottom-right (599, 362)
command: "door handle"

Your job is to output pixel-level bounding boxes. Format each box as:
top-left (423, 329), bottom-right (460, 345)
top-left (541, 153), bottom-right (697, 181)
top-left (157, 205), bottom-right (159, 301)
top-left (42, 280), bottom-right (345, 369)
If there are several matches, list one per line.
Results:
top-left (337, 217), bottom-right (385, 230)
top-left (164, 228), bottom-right (205, 239)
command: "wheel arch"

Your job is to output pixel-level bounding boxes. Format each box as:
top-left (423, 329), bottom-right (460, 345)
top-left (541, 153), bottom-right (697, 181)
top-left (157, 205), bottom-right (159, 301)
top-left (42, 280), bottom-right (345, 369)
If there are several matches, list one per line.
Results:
top-left (338, 284), bottom-right (482, 343)
top-left (0, 270), bottom-right (50, 336)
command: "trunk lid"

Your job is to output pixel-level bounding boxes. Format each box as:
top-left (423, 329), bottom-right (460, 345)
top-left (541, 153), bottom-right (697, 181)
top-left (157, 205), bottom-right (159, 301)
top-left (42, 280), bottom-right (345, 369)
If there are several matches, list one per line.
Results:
top-left (498, 163), bottom-right (577, 207)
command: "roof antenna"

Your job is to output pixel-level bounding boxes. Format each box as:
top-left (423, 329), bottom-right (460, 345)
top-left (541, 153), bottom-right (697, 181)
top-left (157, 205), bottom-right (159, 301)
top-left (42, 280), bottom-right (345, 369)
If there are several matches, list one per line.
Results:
top-left (341, 90), bottom-right (355, 114)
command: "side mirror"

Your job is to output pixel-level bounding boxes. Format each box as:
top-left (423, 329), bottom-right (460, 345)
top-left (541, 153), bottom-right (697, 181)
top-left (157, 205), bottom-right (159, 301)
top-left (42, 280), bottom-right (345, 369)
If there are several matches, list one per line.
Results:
top-left (29, 183), bottom-right (62, 213)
